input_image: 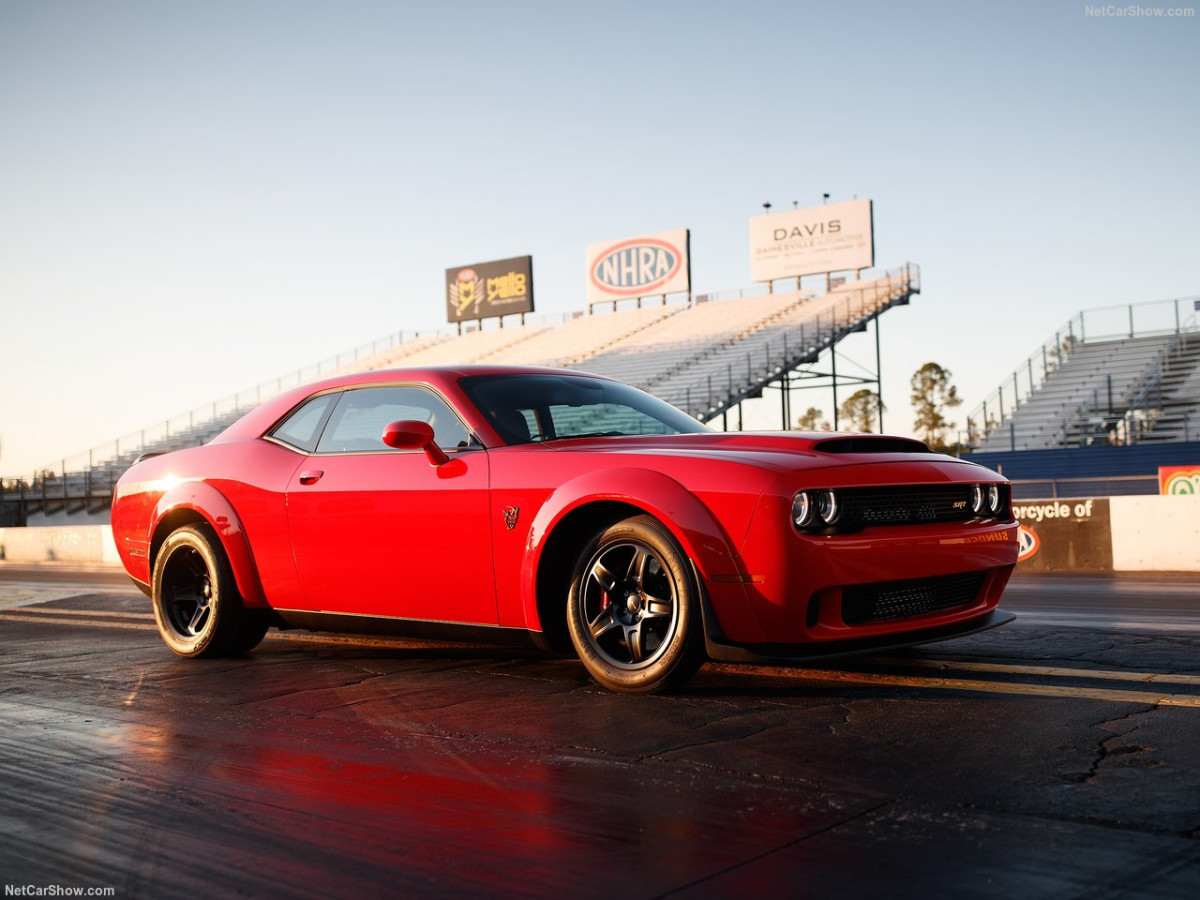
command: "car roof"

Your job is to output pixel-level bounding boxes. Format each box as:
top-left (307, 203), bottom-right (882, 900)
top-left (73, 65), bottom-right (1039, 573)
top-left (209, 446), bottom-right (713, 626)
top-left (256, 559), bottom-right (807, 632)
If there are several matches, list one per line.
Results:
top-left (212, 365), bottom-right (619, 443)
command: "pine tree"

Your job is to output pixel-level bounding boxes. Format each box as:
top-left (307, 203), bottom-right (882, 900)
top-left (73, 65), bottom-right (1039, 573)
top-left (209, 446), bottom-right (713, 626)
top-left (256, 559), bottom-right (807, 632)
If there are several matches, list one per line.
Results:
top-left (794, 407), bottom-right (830, 431)
top-left (838, 389), bottom-right (883, 433)
top-left (910, 362), bottom-right (961, 451)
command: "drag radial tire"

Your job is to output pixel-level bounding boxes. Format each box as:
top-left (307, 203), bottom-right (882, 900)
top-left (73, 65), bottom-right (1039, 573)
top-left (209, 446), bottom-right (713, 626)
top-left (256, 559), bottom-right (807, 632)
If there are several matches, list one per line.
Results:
top-left (566, 515), bottom-right (705, 693)
top-left (151, 524), bottom-right (267, 658)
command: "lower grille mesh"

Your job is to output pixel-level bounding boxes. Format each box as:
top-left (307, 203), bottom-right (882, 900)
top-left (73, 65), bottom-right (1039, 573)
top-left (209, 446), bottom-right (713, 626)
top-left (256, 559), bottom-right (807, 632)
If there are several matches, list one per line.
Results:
top-left (842, 571), bottom-right (987, 625)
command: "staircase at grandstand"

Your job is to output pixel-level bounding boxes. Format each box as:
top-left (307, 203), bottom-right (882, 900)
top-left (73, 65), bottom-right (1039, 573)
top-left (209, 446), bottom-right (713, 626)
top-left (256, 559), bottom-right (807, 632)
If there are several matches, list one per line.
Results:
top-left (966, 296), bottom-right (1200, 453)
top-left (0, 265), bottom-right (919, 525)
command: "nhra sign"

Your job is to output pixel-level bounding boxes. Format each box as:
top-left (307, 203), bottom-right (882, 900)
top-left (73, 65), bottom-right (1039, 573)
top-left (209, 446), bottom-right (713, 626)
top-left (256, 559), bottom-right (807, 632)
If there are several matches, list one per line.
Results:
top-left (750, 198), bottom-right (874, 282)
top-left (1159, 465), bottom-right (1200, 495)
top-left (446, 255), bottom-right (534, 324)
top-left (586, 229), bottom-right (690, 305)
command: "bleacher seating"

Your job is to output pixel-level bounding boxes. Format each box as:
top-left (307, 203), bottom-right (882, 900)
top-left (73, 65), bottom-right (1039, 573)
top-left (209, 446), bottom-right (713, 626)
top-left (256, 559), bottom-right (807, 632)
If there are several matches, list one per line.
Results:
top-left (3, 265), bottom-right (920, 522)
top-left (974, 331), bottom-right (1198, 452)
top-left (576, 291), bottom-right (811, 390)
top-left (353, 321), bottom-right (555, 369)
top-left (483, 304), bottom-right (683, 368)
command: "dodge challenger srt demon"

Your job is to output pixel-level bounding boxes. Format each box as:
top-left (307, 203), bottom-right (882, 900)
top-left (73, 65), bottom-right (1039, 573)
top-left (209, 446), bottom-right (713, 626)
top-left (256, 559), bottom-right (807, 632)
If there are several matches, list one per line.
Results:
top-left (111, 365), bottom-right (1018, 693)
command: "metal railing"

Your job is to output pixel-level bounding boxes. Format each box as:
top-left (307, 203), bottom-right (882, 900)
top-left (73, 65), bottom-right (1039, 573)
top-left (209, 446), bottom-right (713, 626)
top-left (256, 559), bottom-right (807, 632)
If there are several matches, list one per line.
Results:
top-left (681, 263), bottom-right (920, 421)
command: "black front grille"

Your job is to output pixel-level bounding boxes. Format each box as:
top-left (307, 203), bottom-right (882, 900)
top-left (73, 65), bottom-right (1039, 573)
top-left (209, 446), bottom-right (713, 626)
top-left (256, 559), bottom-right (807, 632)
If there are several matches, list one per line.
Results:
top-left (838, 485), bottom-right (978, 529)
top-left (842, 571), bottom-right (987, 625)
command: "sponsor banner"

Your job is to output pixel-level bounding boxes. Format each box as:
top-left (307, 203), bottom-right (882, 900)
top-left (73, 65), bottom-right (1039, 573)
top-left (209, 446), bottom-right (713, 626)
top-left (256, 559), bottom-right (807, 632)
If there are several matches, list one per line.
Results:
top-left (586, 229), bottom-right (690, 304)
top-left (446, 255), bottom-right (534, 324)
top-left (1012, 498), bottom-right (1112, 571)
top-left (1159, 465), bottom-right (1200, 495)
top-left (749, 198), bottom-right (874, 282)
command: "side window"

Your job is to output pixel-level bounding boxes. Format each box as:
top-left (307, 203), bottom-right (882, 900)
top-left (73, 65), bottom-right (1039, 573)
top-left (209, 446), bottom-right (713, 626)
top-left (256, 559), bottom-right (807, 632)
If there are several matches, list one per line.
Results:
top-left (269, 393), bottom-right (337, 452)
top-left (316, 386), bottom-right (472, 454)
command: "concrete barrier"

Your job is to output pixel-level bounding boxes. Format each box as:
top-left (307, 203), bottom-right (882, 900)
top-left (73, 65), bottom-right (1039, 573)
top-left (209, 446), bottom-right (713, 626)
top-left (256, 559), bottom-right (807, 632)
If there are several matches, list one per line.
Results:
top-left (1110, 496), bottom-right (1200, 572)
top-left (0, 525), bottom-right (120, 565)
top-left (1014, 495), bottom-right (1199, 573)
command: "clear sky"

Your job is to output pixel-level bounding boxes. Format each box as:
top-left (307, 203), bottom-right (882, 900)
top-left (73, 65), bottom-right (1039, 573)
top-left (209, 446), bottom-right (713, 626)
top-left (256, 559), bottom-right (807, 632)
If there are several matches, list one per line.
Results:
top-left (2, 0), bottom-right (1197, 477)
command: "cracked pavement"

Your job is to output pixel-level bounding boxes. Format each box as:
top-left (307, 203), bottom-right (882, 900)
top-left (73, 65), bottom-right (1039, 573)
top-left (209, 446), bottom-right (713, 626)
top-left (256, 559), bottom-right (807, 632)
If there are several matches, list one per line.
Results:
top-left (0, 571), bottom-right (1198, 898)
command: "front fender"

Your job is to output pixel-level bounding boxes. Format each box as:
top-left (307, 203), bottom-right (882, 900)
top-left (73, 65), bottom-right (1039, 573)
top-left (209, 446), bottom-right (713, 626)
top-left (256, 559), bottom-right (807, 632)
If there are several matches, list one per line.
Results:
top-left (151, 481), bottom-right (268, 608)
top-left (518, 466), bottom-right (760, 638)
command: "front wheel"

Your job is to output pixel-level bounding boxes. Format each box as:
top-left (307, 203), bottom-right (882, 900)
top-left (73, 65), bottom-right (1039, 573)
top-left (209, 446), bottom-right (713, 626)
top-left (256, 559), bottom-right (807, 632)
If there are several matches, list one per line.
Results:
top-left (151, 524), bottom-right (267, 658)
top-left (566, 516), bottom-right (705, 693)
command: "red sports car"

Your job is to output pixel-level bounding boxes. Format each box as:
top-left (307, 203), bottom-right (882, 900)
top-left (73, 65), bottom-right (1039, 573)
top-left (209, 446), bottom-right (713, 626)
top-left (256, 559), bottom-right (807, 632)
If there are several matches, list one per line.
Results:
top-left (111, 366), bottom-right (1018, 693)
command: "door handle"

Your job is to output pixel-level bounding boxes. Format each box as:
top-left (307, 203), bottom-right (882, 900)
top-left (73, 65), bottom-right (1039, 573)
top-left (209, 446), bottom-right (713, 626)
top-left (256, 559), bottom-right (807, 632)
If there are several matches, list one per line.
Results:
top-left (298, 470), bottom-right (324, 485)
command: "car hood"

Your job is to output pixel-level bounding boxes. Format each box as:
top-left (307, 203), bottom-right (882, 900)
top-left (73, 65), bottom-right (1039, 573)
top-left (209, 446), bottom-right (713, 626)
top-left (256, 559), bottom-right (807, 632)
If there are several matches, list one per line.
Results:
top-left (539, 432), bottom-right (970, 473)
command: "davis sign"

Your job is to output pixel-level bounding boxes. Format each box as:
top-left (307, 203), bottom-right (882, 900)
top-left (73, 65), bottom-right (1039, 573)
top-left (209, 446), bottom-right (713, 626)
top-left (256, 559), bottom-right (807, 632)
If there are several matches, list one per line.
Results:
top-left (749, 198), bottom-right (874, 282)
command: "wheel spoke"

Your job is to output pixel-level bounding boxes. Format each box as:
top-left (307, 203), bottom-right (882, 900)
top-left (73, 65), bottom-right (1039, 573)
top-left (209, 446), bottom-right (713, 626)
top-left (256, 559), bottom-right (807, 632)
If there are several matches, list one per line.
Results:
top-left (183, 552), bottom-right (206, 580)
top-left (590, 560), bottom-right (620, 595)
top-left (626, 547), bottom-right (649, 584)
top-left (624, 624), bottom-right (644, 663)
top-left (187, 596), bottom-right (211, 635)
top-left (643, 591), bottom-right (673, 618)
top-left (589, 606), bottom-right (621, 641)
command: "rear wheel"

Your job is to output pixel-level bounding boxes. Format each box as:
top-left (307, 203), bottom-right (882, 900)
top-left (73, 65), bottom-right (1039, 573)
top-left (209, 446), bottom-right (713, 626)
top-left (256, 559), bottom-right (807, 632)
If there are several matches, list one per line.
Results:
top-left (566, 516), bottom-right (705, 693)
top-left (151, 524), bottom-right (267, 657)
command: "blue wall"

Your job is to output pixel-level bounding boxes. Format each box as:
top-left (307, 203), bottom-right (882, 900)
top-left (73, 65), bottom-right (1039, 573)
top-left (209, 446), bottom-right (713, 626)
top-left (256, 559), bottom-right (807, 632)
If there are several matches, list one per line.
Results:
top-left (965, 442), bottom-right (1200, 479)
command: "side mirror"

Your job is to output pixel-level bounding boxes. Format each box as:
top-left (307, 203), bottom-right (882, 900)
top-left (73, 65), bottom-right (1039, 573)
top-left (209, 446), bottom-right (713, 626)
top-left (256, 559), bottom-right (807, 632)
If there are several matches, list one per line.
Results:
top-left (381, 420), bottom-right (449, 467)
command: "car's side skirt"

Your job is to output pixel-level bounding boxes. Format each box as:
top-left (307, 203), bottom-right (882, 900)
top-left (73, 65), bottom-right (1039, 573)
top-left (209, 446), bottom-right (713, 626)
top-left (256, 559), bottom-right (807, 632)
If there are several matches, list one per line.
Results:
top-left (269, 608), bottom-right (553, 652)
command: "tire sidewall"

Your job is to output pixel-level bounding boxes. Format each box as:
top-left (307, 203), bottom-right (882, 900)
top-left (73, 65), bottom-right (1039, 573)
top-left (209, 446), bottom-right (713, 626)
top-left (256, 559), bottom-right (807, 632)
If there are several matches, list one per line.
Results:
top-left (151, 525), bottom-right (234, 658)
top-left (566, 516), bottom-right (702, 693)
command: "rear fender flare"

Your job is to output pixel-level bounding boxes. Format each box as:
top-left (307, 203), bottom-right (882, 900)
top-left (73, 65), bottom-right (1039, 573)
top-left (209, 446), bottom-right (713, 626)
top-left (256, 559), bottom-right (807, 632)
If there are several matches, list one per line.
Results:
top-left (151, 481), bottom-right (267, 608)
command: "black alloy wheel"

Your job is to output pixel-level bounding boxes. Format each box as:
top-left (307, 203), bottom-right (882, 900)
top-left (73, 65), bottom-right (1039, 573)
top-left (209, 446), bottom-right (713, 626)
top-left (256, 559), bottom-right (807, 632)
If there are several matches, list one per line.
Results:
top-left (567, 515), bottom-right (704, 693)
top-left (151, 524), bottom-right (268, 658)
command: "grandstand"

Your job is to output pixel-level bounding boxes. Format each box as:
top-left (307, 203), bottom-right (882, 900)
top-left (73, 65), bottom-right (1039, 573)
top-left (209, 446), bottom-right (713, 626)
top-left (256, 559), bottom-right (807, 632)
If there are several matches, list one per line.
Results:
top-left (0, 265), bottom-right (918, 525)
top-left (966, 296), bottom-right (1200, 453)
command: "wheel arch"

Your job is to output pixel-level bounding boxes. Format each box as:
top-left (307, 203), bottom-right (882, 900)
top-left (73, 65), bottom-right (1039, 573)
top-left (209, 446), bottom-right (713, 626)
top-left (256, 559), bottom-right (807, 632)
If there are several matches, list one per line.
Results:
top-left (149, 483), bottom-right (268, 608)
top-left (533, 500), bottom-right (645, 652)
top-left (524, 467), bottom-right (739, 649)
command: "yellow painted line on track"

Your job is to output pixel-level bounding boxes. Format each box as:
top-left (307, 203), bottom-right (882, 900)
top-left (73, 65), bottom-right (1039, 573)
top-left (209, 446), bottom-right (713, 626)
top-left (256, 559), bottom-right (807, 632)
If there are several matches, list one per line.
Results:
top-left (7, 607), bottom-right (153, 621)
top-left (872, 656), bottom-right (1200, 687)
top-left (769, 667), bottom-right (1200, 708)
top-left (5, 608), bottom-right (1200, 707)
top-left (0, 613), bottom-right (157, 631)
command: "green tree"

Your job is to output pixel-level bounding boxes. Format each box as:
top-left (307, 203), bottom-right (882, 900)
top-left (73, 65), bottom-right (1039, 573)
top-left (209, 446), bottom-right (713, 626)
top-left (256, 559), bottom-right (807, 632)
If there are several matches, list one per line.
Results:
top-left (794, 407), bottom-right (830, 431)
top-left (838, 389), bottom-right (883, 433)
top-left (910, 362), bottom-right (961, 450)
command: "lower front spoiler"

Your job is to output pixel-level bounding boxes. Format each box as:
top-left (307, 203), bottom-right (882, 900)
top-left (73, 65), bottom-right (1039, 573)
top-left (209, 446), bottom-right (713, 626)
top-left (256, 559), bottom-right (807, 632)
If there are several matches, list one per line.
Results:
top-left (701, 608), bottom-right (1016, 666)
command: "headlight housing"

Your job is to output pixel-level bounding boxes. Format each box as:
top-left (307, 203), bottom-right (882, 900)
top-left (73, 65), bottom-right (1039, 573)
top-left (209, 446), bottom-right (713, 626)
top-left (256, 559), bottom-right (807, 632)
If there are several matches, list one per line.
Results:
top-left (791, 492), bottom-right (815, 528)
top-left (817, 490), bottom-right (840, 525)
top-left (987, 483), bottom-right (1002, 515)
top-left (792, 489), bottom-right (841, 530)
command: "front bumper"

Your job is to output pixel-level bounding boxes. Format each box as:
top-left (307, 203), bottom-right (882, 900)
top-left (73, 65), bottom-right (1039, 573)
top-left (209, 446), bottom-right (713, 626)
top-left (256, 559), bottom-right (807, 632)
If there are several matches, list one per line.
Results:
top-left (699, 605), bottom-right (1016, 665)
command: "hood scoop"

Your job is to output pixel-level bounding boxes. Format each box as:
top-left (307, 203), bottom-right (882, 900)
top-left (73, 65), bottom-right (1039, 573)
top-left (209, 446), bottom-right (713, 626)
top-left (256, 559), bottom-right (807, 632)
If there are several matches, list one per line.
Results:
top-left (811, 436), bottom-right (932, 455)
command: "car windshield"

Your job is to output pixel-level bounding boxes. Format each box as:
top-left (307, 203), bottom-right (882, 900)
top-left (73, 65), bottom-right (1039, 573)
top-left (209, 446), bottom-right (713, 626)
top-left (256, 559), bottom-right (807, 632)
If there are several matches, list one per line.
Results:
top-left (459, 373), bottom-right (710, 445)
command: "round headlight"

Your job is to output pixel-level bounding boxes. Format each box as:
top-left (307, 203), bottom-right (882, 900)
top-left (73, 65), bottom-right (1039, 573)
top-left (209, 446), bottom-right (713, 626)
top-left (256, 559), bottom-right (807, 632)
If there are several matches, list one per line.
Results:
top-left (970, 484), bottom-right (985, 515)
top-left (792, 492), bottom-right (815, 528)
top-left (987, 484), bottom-right (1002, 515)
top-left (817, 490), bottom-right (840, 524)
